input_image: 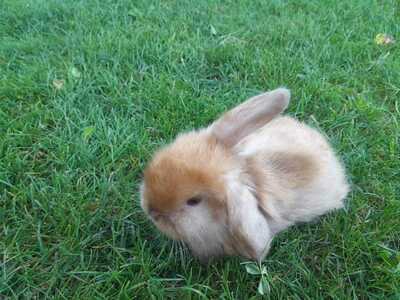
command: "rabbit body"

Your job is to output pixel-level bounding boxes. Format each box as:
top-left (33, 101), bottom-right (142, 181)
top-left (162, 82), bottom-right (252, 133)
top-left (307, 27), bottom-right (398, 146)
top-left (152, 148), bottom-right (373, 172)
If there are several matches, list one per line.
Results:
top-left (141, 88), bottom-right (349, 262)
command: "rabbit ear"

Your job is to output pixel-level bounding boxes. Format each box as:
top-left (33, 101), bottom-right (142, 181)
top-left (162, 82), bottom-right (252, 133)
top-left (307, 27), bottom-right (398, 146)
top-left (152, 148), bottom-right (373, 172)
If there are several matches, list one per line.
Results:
top-left (210, 88), bottom-right (290, 148)
top-left (225, 179), bottom-right (273, 261)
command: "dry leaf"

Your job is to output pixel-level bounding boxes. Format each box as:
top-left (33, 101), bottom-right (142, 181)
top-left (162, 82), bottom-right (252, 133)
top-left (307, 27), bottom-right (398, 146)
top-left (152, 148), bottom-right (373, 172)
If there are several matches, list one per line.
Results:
top-left (52, 79), bottom-right (65, 90)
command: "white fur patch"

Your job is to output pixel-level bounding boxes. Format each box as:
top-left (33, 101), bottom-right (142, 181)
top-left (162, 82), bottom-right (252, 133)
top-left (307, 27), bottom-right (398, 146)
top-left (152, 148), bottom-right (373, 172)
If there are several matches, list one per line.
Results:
top-left (177, 202), bottom-right (228, 258)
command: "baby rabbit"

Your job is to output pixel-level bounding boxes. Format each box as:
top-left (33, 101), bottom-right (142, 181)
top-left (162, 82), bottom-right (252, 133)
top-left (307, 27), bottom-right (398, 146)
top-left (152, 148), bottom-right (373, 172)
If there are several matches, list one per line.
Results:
top-left (140, 88), bottom-right (349, 262)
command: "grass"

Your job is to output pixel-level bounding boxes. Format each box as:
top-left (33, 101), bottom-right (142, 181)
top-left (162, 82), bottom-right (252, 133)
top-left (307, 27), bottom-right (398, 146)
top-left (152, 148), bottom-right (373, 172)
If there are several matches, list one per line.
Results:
top-left (1, 0), bottom-right (399, 298)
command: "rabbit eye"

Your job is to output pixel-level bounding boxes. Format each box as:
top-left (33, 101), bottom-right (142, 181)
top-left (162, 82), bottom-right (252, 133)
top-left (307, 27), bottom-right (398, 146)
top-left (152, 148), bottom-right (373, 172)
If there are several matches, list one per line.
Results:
top-left (186, 196), bottom-right (202, 206)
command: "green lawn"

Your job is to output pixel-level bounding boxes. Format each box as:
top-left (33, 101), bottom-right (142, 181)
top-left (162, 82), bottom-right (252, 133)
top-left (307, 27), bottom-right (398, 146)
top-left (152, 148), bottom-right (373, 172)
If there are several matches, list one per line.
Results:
top-left (1, 0), bottom-right (399, 298)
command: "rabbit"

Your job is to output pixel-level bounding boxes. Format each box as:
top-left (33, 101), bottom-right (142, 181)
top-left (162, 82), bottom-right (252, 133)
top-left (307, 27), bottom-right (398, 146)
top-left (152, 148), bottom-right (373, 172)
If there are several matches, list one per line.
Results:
top-left (140, 88), bottom-right (349, 262)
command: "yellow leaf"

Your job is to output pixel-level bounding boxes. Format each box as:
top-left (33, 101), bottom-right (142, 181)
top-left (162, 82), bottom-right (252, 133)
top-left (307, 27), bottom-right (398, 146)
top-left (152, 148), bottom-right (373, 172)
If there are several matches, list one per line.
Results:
top-left (82, 126), bottom-right (95, 141)
top-left (375, 33), bottom-right (395, 45)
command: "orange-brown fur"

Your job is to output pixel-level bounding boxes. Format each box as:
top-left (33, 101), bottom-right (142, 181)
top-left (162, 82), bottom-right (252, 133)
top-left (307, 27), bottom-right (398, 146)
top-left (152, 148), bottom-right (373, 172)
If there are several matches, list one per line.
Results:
top-left (143, 131), bottom-right (231, 219)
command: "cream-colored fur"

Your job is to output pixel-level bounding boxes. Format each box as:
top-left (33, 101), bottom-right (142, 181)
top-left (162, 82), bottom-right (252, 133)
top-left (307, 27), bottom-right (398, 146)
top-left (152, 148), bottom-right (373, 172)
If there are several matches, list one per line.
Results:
top-left (236, 116), bottom-right (349, 237)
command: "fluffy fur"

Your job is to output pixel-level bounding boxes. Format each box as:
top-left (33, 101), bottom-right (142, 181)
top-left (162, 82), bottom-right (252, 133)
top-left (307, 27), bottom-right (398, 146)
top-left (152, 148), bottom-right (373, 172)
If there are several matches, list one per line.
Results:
top-left (140, 88), bottom-right (349, 262)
